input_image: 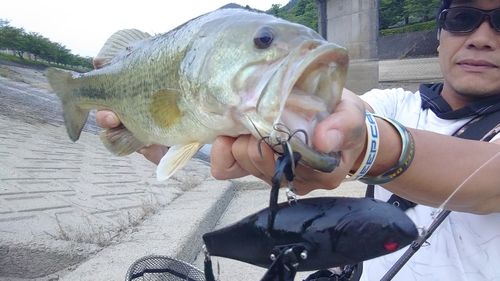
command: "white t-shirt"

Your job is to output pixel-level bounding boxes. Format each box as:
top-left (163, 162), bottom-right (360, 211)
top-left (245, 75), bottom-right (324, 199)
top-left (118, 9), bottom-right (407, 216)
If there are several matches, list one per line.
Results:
top-left (359, 88), bottom-right (500, 281)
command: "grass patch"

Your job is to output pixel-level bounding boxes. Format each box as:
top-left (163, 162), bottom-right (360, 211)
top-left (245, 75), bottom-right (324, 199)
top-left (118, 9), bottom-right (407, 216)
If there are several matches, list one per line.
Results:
top-left (46, 196), bottom-right (159, 247)
top-left (0, 53), bottom-right (50, 68)
top-left (0, 52), bottom-right (91, 72)
top-left (380, 20), bottom-right (438, 36)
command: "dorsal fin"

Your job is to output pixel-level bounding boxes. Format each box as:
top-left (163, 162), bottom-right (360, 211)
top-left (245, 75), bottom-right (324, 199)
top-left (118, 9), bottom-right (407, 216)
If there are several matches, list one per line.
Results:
top-left (93, 29), bottom-right (151, 69)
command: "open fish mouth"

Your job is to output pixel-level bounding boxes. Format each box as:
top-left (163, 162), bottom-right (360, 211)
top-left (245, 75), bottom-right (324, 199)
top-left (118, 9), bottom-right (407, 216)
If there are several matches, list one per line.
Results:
top-left (286, 42), bottom-right (349, 113)
top-left (266, 42), bottom-right (349, 172)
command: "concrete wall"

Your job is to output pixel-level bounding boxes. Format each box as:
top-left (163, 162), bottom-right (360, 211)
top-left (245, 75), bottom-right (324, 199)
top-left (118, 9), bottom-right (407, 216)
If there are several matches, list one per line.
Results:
top-left (322, 0), bottom-right (380, 94)
top-left (327, 0), bottom-right (379, 59)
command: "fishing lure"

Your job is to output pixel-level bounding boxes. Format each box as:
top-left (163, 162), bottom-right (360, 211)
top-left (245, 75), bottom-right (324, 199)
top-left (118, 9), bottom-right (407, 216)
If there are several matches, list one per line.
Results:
top-left (203, 196), bottom-right (418, 273)
top-left (202, 140), bottom-right (418, 281)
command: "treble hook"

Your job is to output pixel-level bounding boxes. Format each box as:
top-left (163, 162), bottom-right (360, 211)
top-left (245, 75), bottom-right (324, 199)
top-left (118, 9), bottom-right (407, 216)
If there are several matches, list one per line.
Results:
top-left (257, 123), bottom-right (309, 158)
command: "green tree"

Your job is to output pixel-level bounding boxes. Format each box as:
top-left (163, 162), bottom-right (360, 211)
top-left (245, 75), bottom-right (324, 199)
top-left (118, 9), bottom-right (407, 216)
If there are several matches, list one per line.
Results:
top-left (267, 0), bottom-right (318, 32)
top-left (0, 18), bottom-right (93, 69)
top-left (294, 0), bottom-right (308, 16)
top-left (55, 43), bottom-right (72, 65)
top-left (0, 20), bottom-right (26, 58)
top-left (73, 55), bottom-right (93, 69)
top-left (39, 39), bottom-right (58, 63)
top-left (404, 0), bottom-right (440, 22)
top-left (291, 0), bottom-right (319, 31)
top-left (24, 32), bottom-right (47, 60)
top-left (269, 4), bottom-right (285, 17)
top-left (379, 0), bottom-right (406, 29)
top-left (379, 0), bottom-right (441, 30)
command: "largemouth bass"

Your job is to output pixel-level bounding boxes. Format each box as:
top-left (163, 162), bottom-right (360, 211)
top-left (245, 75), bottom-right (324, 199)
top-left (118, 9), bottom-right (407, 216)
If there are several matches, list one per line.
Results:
top-left (46, 8), bottom-right (349, 181)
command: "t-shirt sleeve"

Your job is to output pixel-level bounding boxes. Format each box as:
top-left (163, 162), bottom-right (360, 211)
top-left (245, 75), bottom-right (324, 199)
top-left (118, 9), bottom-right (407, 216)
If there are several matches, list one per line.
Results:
top-left (360, 88), bottom-right (417, 119)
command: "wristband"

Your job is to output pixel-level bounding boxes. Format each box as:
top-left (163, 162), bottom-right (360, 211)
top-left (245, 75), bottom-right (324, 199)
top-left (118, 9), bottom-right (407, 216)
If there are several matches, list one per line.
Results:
top-left (359, 115), bottom-right (414, 185)
top-left (344, 111), bottom-right (379, 181)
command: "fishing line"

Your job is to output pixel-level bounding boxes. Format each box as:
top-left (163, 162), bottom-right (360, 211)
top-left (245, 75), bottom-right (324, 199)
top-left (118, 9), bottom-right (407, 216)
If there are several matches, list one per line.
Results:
top-left (382, 150), bottom-right (500, 281)
top-left (410, 150), bottom-right (500, 239)
top-left (437, 150), bottom-right (500, 211)
top-left (419, 151), bottom-right (500, 234)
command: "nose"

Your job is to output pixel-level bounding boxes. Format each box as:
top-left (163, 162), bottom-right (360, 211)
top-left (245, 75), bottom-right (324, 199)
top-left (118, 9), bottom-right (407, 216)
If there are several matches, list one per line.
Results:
top-left (466, 20), bottom-right (500, 50)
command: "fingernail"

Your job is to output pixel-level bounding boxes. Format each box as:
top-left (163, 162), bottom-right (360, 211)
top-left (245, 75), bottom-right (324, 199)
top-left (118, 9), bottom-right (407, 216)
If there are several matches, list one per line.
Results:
top-left (105, 114), bottom-right (118, 127)
top-left (326, 129), bottom-right (342, 152)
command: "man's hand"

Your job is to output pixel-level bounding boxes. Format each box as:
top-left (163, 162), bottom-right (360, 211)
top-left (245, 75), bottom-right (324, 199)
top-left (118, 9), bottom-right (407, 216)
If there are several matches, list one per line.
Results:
top-left (95, 110), bottom-right (169, 165)
top-left (210, 89), bottom-right (367, 195)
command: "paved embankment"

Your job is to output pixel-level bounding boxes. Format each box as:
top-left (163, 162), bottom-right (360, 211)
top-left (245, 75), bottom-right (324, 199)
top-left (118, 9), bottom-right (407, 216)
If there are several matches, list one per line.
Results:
top-left (1, 57), bottom-right (436, 280)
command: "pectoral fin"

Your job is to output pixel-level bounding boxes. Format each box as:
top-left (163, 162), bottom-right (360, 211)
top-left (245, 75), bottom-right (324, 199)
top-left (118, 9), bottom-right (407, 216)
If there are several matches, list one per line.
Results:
top-left (99, 124), bottom-right (147, 156)
top-left (156, 142), bottom-right (204, 181)
top-left (150, 89), bottom-right (183, 129)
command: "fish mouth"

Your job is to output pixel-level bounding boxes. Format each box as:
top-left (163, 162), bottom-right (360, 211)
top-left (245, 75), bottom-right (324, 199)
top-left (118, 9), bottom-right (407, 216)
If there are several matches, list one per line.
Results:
top-left (285, 42), bottom-right (349, 113)
top-left (260, 42), bottom-right (349, 172)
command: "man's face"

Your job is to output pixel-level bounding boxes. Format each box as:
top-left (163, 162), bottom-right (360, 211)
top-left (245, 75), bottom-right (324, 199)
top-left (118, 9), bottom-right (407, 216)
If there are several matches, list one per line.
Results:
top-left (439, 0), bottom-right (500, 99)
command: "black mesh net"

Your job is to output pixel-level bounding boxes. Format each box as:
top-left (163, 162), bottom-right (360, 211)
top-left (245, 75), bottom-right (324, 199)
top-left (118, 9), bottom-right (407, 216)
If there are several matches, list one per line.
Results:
top-left (126, 255), bottom-right (206, 281)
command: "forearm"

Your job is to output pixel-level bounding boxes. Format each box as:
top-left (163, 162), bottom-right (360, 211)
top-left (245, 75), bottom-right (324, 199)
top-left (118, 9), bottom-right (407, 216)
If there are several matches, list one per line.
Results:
top-left (363, 117), bottom-right (500, 214)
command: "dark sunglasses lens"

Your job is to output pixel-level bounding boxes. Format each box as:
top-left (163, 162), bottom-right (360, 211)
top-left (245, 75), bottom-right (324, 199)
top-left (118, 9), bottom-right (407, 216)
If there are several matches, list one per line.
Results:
top-left (492, 10), bottom-right (500, 31)
top-left (444, 8), bottom-right (483, 32)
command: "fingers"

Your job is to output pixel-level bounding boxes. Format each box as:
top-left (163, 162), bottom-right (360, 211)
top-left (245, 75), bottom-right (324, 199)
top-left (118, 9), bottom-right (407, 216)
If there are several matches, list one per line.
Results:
top-left (234, 136), bottom-right (277, 181)
top-left (210, 133), bottom-right (337, 194)
top-left (290, 158), bottom-right (350, 194)
top-left (210, 135), bottom-right (277, 183)
top-left (95, 110), bottom-right (120, 128)
top-left (210, 136), bottom-right (249, 180)
top-left (138, 145), bottom-right (169, 165)
top-left (95, 110), bottom-right (168, 165)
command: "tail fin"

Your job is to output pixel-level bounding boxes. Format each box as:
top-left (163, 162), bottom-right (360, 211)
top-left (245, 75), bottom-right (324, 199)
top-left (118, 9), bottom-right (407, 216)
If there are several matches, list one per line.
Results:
top-left (46, 68), bottom-right (90, 141)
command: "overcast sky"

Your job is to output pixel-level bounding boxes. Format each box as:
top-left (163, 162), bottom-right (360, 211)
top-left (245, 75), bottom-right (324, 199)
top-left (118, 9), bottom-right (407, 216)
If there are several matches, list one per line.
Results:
top-left (1, 0), bottom-right (290, 57)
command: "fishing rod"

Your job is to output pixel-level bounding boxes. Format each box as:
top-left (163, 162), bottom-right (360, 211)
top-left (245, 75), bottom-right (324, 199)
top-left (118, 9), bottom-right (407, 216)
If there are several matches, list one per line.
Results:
top-left (380, 209), bottom-right (451, 281)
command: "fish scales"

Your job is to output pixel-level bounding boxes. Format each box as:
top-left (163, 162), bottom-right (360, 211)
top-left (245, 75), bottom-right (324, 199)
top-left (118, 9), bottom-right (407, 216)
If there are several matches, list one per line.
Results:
top-left (46, 8), bottom-right (349, 181)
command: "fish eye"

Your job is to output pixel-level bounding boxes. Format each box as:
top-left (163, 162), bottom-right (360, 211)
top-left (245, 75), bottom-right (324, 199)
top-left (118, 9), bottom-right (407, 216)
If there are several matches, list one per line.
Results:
top-left (254, 27), bottom-right (274, 49)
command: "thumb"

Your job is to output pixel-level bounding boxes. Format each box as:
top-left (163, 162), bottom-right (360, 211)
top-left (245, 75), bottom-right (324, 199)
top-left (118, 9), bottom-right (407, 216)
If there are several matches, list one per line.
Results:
top-left (95, 110), bottom-right (120, 128)
top-left (312, 102), bottom-right (366, 154)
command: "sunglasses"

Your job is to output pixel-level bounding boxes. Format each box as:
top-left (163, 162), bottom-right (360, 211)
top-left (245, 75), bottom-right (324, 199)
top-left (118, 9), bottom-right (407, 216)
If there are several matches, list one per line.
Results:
top-left (439, 7), bottom-right (500, 33)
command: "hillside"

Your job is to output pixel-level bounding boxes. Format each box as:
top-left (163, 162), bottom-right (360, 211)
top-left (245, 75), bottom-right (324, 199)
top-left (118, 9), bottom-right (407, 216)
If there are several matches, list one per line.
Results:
top-left (219, 1), bottom-right (297, 12)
